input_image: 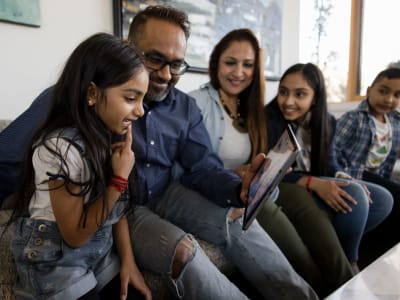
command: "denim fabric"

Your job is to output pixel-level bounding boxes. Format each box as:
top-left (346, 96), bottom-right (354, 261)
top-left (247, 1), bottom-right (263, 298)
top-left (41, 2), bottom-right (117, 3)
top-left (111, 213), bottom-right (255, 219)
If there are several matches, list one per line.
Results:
top-left (10, 196), bottom-right (128, 299)
top-left (0, 88), bottom-right (52, 202)
top-left (188, 82), bottom-right (226, 155)
top-left (133, 88), bottom-right (243, 208)
top-left (128, 205), bottom-right (249, 300)
top-left (313, 178), bottom-right (393, 262)
top-left (129, 181), bottom-right (318, 300)
top-left (0, 86), bottom-right (243, 208)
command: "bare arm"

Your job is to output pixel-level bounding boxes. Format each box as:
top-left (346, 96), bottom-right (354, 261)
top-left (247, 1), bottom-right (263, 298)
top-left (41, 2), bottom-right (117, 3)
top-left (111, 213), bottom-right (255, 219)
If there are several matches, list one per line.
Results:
top-left (113, 216), bottom-right (152, 300)
top-left (49, 181), bottom-right (122, 248)
top-left (50, 125), bottom-right (135, 248)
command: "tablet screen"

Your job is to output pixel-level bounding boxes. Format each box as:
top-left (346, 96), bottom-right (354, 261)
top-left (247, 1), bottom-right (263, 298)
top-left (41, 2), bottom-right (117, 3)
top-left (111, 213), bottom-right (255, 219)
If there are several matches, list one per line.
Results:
top-left (242, 124), bottom-right (300, 230)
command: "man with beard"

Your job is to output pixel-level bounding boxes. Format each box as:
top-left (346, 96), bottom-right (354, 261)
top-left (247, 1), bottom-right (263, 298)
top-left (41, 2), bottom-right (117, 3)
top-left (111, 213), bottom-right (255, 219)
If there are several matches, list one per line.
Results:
top-left (0, 5), bottom-right (318, 300)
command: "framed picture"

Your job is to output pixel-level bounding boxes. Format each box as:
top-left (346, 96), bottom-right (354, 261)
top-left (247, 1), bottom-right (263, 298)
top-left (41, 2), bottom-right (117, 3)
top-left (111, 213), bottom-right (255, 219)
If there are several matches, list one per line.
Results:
top-left (113, 0), bottom-right (282, 80)
top-left (0, 0), bottom-right (40, 27)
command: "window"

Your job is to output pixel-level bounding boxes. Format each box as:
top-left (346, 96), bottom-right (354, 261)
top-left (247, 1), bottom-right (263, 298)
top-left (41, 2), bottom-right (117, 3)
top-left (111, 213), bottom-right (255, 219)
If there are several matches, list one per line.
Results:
top-left (299, 0), bottom-right (400, 102)
top-left (358, 0), bottom-right (400, 96)
top-left (299, 0), bottom-right (351, 102)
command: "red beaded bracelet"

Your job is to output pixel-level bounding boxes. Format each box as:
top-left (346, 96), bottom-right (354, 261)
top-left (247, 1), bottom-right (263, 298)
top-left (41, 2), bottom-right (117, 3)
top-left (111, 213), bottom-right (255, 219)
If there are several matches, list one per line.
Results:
top-left (306, 176), bottom-right (313, 193)
top-left (110, 175), bottom-right (129, 193)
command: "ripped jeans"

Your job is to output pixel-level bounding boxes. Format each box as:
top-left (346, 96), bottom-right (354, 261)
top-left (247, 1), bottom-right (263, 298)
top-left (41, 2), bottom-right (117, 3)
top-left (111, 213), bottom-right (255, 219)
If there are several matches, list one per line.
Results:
top-left (128, 181), bottom-right (318, 300)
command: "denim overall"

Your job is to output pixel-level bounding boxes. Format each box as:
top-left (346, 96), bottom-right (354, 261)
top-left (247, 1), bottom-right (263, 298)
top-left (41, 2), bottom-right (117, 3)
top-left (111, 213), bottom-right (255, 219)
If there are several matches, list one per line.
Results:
top-left (10, 129), bottom-right (129, 299)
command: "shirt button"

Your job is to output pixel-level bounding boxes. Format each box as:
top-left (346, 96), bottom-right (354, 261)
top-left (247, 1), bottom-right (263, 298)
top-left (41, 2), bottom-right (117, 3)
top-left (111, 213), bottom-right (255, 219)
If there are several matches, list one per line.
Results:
top-left (221, 117), bottom-right (224, 120)
top-left (227, 199), bottom-right (232, 204)
top-left (150, 140), bottom-right (155, 145)
top-left (146, 163), bottom-right (151, 167)
top-left (219, 137), bottom-right (223, 140)
top-left (148, 111), bottom-right (152, 115)
top-left (33, 237), bottom-right (43, 246)
top-left (26, 250), bottom-right (38, 260)
top-left (38, 224), bottom-right (47, 232)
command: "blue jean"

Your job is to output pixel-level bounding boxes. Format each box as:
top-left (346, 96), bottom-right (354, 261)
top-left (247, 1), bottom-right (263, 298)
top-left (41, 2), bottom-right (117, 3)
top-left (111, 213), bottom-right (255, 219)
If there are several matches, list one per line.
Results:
top-left (10, 195), bottom-right (129, 299)
top-left (128, 181), bottom-right (318, 300)
top-left (314, 178), bottom-right (393, 262)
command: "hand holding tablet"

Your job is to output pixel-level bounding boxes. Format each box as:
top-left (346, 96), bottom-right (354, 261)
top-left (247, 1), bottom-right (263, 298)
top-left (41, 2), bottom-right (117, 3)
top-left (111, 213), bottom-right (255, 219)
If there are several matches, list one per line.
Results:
top-left (242, 124), bottom-right (301, 230)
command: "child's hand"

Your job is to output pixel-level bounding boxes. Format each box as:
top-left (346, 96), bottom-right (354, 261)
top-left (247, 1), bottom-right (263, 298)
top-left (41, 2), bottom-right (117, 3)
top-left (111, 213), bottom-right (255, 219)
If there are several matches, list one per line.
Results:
top-left (119, 261), bottom-right (152, 300)
top-left (312, 178), bottom-right (357, 213)
top-left (111, 124), bottom-right (135, 179)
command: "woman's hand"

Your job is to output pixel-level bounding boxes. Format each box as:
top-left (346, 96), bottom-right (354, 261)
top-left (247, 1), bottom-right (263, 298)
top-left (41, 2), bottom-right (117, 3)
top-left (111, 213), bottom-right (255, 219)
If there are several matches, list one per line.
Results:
top-left (307, 177), bottom-right (357, 213)
top-left (240, 153), bottom-right (267, 203)
top-left (234, 164), bottom-right (250, 180)
top-left (111, 124), bottom-right (135, 179)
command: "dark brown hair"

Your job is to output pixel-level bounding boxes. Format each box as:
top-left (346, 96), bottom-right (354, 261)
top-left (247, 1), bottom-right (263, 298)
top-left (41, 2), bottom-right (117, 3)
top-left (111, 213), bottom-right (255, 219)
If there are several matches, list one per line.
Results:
top-left (371, 67), bottom-right (400, 86)
top-left (271, 63), bottom-right (330, 175)
top-left (209, 28), bottom-right (267, 160)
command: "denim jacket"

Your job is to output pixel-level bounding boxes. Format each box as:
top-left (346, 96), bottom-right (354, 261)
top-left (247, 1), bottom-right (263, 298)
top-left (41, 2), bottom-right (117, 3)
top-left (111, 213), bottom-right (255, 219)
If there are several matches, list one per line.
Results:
top-left (188, 82), bottom-right (279, 201)
top-left (188, 82), bottom-right (225, 154)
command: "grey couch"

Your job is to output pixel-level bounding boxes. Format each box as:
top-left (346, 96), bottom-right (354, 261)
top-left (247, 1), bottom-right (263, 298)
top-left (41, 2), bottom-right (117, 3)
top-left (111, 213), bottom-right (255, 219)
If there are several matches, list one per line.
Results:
top-left (0, 120), bottom-right (236, 299)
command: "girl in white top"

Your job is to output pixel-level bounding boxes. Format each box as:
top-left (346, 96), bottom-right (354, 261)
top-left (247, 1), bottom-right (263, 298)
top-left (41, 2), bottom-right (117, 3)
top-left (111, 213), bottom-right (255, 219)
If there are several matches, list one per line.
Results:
top-left (5, 33), bottom-right (151, 300)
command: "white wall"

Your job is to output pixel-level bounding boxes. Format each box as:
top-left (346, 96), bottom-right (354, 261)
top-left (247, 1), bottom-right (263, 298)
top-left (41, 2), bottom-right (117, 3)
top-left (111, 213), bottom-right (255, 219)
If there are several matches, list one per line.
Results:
top-left (0, 0), bottom-right (113, 119)
top-left (0, 0), bottom-right (299, 120)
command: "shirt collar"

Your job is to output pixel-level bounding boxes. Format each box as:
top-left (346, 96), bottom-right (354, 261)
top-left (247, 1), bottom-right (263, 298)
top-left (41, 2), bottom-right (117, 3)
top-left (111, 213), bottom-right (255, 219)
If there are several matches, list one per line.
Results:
top-left (358, 98), bottom-right (371, 113)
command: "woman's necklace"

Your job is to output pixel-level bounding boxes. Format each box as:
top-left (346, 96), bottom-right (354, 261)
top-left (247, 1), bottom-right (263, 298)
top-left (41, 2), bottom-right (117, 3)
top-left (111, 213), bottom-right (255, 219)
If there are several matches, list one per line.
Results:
top-left (218, 90), bottom-right (247, 133)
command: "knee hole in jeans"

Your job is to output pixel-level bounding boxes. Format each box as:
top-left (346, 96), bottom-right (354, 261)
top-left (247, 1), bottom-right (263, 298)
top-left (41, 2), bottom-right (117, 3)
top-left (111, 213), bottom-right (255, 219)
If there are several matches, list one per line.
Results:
top-left (172, 235), bottom-right (195, 279)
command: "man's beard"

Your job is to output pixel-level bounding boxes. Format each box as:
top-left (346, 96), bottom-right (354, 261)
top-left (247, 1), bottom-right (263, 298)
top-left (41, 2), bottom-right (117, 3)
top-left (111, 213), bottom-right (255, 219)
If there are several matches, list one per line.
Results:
top-left (145, 74), bottom-right (173, 103)
top-left (145, 86), bottom-right (169, 102)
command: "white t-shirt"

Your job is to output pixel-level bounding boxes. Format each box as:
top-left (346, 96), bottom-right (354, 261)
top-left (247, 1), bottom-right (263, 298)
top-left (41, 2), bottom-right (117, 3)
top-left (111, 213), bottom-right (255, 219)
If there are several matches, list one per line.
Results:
top-left (29, 138), bottom-right (89, 221)
top-left (366, 115), bottom-right (392, 171)
top-left (218, 108), bottom-right (251, 170)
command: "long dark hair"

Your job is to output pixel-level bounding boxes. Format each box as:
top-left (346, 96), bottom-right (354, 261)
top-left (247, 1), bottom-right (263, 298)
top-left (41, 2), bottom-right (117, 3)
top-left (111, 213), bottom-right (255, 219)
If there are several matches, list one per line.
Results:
top-left (208, 28), bottom-right (267, 160)
top-left (9, 33), bottom-right (145, 227)
top-left (271, 63), bottom-right (330, 175)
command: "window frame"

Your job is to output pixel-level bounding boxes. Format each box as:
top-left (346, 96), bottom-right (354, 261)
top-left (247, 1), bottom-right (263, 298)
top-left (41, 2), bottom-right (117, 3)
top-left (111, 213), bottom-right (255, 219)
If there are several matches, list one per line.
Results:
top-left (347, 0), bottom-right (364, 101)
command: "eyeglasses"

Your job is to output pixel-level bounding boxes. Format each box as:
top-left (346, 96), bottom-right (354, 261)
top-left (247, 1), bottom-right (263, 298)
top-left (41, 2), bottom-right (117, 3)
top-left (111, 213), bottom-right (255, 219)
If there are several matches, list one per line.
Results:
top-left (141, 52), bottom-right (190, 75)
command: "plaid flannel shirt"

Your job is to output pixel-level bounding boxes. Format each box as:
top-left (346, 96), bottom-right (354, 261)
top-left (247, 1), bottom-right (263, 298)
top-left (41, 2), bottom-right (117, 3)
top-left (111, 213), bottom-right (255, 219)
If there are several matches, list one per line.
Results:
top-left (333, 99), bottom-right (400, 179)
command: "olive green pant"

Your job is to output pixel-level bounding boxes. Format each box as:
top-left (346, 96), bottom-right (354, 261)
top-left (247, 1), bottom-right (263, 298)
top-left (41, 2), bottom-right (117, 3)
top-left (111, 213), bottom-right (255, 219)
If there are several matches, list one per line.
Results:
top-left (256, 183), bottom-right (354, 297)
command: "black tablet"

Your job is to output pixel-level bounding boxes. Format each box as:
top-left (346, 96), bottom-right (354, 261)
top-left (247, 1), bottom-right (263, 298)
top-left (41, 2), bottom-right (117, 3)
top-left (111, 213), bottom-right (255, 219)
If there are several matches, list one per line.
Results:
top-left (242, 123), bottom-right (301, 231)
